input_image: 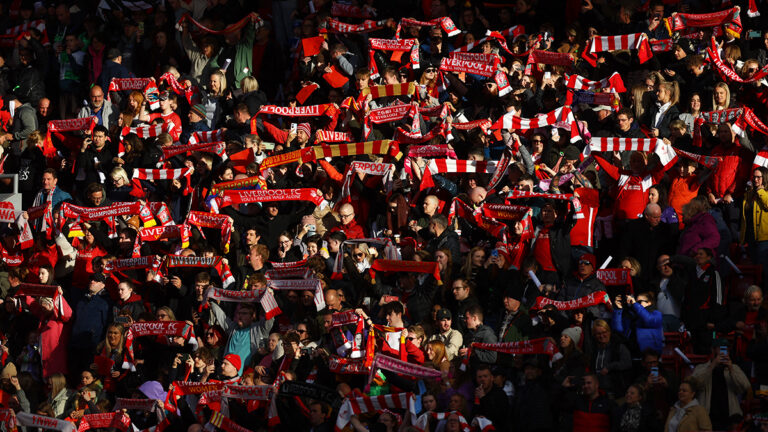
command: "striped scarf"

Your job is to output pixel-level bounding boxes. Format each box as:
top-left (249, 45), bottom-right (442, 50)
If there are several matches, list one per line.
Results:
top-left (420, 159), bottom-right (499, 191)
top-left (360, 82), bottom-right (416, 99)
top-left (582, 33), bottom-right (652, 67)
top-left (564, 72), bottom-right (626, 92)
top-left (335, 393), bottom-right (415, 432)
top-left (323, 18), bottom-right (387, 33)
top-left (189, 128), bottom-right (225, 145)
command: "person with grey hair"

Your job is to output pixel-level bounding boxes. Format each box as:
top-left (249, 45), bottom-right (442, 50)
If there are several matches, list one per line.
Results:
top-left (426, 214), bottom-right (461, 262)
top-left (619, 202), bottom-right (678, 286)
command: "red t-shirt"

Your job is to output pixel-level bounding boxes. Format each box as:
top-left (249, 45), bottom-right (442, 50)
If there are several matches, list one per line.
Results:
top-left (149, 112), bottom-right (183, 142)
top-left (533, 228), bottom-right (556, 272)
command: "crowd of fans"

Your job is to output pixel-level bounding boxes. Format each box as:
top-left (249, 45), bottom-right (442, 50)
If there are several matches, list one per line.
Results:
top-left (0, 0), bottom-right (768, 431)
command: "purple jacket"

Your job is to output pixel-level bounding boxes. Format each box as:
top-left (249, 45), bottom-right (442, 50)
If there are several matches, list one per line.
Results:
top-left (677, 211), bottom-right (720, 256)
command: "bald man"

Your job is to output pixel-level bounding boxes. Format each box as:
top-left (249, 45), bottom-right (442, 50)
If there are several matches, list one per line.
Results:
top-left (77, 85), bottom-right (119, 129)
top-left (423, 195), bottom-right (440, 218)
top-left (324, 289), bottom-right (342, 311)
top-left (619, 203), bottom-right (678, 286)
top-left (330, 203), bottom-right (365, 239)
top-left (469, 187), bottom-right (487, 207)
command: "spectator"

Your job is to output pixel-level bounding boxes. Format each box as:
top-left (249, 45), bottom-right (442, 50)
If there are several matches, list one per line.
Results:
top-left (664, 379), bottom-right (712, 432)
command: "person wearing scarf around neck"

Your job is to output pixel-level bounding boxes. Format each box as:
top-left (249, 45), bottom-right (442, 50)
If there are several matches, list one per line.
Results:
top-left (664, 379), bottom-right (711, 432)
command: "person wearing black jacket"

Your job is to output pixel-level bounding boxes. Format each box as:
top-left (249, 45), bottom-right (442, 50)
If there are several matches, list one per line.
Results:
top-left (514, 357), bottom-right (554, 432)
top-left (532, 199), bottom-right (576, 286)
top-left (473, 364), bottom-right (509, 430)
top-left (561, 373), bottom-right (619, 432)
top-left (619, 204), bottom-right (678, 288)
top-left (75, 125), bottom-right (114, 190)
top-left (642, 81), bottom-right (681, 139)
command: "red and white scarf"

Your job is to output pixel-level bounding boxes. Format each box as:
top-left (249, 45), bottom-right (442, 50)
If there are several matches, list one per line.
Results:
top-left (395, 17), bottom-right (460, 38)
top-left (675, 148), bottom-right (721, 169)
top-left (133, 224), bottom-right (191, 257)
top-left (213, 188), bottom-right (323, 212)
top-left (132, 167), bottom-right (193, 195)
top-left (316, 130), bottom-right (354, 143)
top-left (507, 190), bottom-right (573, 200)
top-left (451, 25), bottom-right (525, 53)
top-left (268, 278), bottom-right (326, 311)
top-left (470, 337), bottom-right (558, 358)
top-left (368, 38), bottom-right (419, 79)
top-left (164, 255), bottom-right (236, 288)
top-left (159, 72), bottom-right (201, 106)
top-left (207, 411), bottom-right (253, 432)
top-left (563, 72), bottom-right (626, 93)
top-left (493, 106), bottom-right (579, 142)
top-left (339, 161), bottom-right (394, 204)
top-left (104, 255), bottom-right (164, 273)
top-left (531, 290), bottom-right (612, 311)
top-left (367, 353), bottom-right (441, 388)
top-left (122, 121), bottom-right (177, 139)
top-left (664, 7), bottom-right (742, 39)
top-left (335, 393), bottom-right (414, 432)
top-left (439, 56), bottom-right (497, 77)
top-left (323, 18), bottom-right (387, 33)
top-left (754, 147), bottom-right (768, 170)
top-left (189, 129), bottom-right (226, 145)
top-left (361, 82), bottom-right (417, 99)
top-left (107, 77), bottom-right (156, 103)
top-left (0, 205), bottom-right (33, 249)
top-left (404, 144), bottom-right (457, 176)
top-left (525, 50), bottom-right (575, 74)
top-left (707, 38), bottom-right (768, 83)
top-left (161, 141), bottom-right (227, 161)
top-left (124, 321), bottom-right (197, 370)
top-left (77, 413), bottom-right (131, 432)
top-left (330, 2), bottom-right (376, 18)
top-left (585, 137), bottom-right (677, 169)
top-left (596, 268), bottom-right (634, 290)
top-left (582, 33), bottom-right (652, 67)
top-left (45, 116), bottom-right (97, 159)
top-left (185, 211), bottom-right (233, 254)
top-left (16, 412), bottom-right (74, 432)
top-left (447, 198), bottom-right (508, 240)
top-left (420, 159), bottom-right (499, 190)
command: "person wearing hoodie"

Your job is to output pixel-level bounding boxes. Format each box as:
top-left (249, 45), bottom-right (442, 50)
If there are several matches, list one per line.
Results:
top-left (114, 281), bottom-right (146, 319)
top-left (612, 292), bottom-right (664, 355)
top-left (664, 379), bottom-right (711, 432)
top-left (460, 305), bottom-right (497, 368)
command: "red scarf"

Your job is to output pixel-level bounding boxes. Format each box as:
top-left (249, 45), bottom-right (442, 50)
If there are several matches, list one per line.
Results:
top-left (323, 18), bottom-right (387, 33)
top-left (163, 255), bottom-right (236, 288)
top-left (369, 259), bottom-right (441, 284)
top-left (77, 413), bottom-right (131, 432)
top-left (45, 117), bottom-right (97, 159)
top-left (439, 57), bottom-right (497, 77)
top-left (664, 7), bottom-right (742, 39)
top-left (470, 337), bottom-right (558, 358)
top-left (531, 290), bottom-right (612, 311)
top-left (124, 321), bottom-right (197, 370)
top-left (176, 12), bottom-right (262, 35)
top-left (214, 188), bottom-right (323, 212)
top-left (161, 141), bottom-right (226, 161)
top-left (185, 211), bottom-right (233, 253)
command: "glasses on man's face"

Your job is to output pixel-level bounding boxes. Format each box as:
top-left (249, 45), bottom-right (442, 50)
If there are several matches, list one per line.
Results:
top-left (340, 213), bottom-right (354, 219)
top-left (205, 333), bottom-right (215, 337)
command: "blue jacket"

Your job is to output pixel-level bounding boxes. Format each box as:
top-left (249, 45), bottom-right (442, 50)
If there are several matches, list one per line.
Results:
top-left (612, 302), bottom-right (664, 354)
top-left (71, 289), bottom-right (113, 349)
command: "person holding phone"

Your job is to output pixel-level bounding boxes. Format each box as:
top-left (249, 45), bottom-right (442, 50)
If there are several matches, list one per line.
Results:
top-left (612, 292), bottom-right (664, 354)
top-left (690, 339), bottom-right (750, 430)
top-left (641, 0), bottom-right (670, 40)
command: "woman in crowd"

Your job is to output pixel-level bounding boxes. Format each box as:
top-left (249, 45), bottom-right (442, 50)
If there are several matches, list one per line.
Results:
top-left (665, 380), bottom-right (712, 432)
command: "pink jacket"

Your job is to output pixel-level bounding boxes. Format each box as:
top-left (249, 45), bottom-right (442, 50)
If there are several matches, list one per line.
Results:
top-left (25, 295), bottom-right (72, 378)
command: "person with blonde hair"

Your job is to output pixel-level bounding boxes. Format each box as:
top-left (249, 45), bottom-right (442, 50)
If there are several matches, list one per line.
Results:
top-left (711, 82), bottom-right (731, 110)
top-left (643, 80), bottom-right (680, 138)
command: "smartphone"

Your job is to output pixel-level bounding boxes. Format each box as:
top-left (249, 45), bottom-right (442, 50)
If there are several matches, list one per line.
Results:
top-left (720, 345), bottom-right (728, 356)
top-left (290, 123), bottom-right (297, 134)
top-left (749, 30), bottom-right (762, 38)
top-left (306, 224), bottom-right (316, 231)
top-left (262, 142), bottom-right (276, 150)
top-left (491, 249), bottom-right (499, 258)
top-left (650, 366), bottom-right (659, 377)
top-left (544, 71), bottom-right (552, 80)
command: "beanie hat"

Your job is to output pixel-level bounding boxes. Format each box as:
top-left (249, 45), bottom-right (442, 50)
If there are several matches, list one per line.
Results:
top-left (561, 326), bottom-right (582, 346)
top-left (504, 284), bottom-right (524, 301)
top-left (297, 122), bottom-right (312, 137)
top-left (578, 253), bottom-right (597, 268)
top-left (1, 362), bottom-right (17, 380)
top-left (223, 354), bottom-right (242, 373)
top-left (190, 104), bottom-right (207, 120)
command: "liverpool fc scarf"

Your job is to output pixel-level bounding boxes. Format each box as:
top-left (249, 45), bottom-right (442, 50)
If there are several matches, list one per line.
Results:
top-left (161, 141), bottom-right (227, 161)
top-left (134, 225), bottom-right (191, 257)
top-left (470, 337), bottom-right (558, 358)
top-left (316, 130), bottom-right (354, 143)
top-left (189, 129), bottom-right (226, 145)
top-left (268, 278), bottom-right (326, 311)
top-left (360, 82), bottom-right (417, 99)
top-left (78, 413), bottom-right (131, 432)
top-left (531, 290), bottom-right (612, 311)
top-left (124, 321), bottom-right (197, 370)
top-left (439, 57), bottom-right (497, 77)
top-left (164, 255), bottom-right (235, 288)
top-left (420, 159), bottom-right (499, 191)
top-left (213, 188), bottom-right (324, 212)
top-left (45, 117), bottom-right (97, 159)
top-left (185, 211), bottom-right (233, 253)
top-left (323, 18), bottom-right (387, 33)
top-left (330, 2), bottom-right (376, 18)
top-left (395, 17), bottom-right (460, 38)
top-left (368, 38), bottom-right (419, 79)
top-left (339, 161), bottom-right (394, 204)
top-left (664, 7), bottom-right (742, 39)
top-left (707, 38), bottom-right (768, 83)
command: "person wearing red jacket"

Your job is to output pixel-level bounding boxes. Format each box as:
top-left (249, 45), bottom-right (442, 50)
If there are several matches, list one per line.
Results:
top-left (330, 203), bottom-right (365, 239)
top-left (24, 288), bottom-right (72, 378)
top-left (594, 151), bottom-right (669, 221)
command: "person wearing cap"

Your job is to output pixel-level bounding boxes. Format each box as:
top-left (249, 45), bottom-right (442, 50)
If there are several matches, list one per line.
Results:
top-left (560, 253), bottom-right (606, 316)
top-left (96, 47), bottom-right (134, 98)
top-left (179, 103), bottom-right (211, 145)
top-left (498, 285), bottom-right (532, 344)
top-left (148, 91), bottom-right (182, 142)
top-left (427, 308), bottom-right (463, 361)
top-left (70, 272), bottom-right (112, 373)
top-left (690, 339), bottom-right (750, 430)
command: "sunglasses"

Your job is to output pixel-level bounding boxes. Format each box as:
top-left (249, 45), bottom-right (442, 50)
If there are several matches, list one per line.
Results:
top-left (578, 260), bottom-right (593, 266)
top-left (425, 69), bottom-right (437, 73)
top-left (354, 253), bottom-right (365, 258)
